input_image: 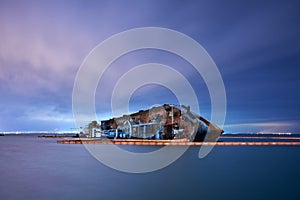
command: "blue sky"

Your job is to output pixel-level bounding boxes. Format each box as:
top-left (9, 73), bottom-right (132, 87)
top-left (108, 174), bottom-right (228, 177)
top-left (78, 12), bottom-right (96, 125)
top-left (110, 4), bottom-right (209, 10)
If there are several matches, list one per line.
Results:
top-left (0, 0), bottom-right (299, 133)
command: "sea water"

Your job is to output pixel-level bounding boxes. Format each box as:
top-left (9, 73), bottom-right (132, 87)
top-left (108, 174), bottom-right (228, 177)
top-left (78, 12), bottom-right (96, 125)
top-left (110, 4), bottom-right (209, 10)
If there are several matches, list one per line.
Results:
top-left (0, 134), bottom-right (299, 200)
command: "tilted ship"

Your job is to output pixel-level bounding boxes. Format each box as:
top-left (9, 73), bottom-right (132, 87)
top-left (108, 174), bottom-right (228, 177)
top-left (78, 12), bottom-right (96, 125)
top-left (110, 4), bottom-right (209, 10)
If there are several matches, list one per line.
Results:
top-left (91, 104), bottom-right (224, 142)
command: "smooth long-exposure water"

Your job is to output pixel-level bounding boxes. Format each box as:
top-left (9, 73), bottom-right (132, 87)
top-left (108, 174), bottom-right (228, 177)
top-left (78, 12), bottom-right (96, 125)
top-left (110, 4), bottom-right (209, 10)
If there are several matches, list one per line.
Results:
top-left (0, 134), bottom-right (299, 200)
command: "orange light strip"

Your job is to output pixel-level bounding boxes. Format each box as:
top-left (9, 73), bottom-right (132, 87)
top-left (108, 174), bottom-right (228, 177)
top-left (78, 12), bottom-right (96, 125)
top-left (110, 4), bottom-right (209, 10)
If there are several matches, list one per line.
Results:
top-left (57, 139), bottom-right (300, 146)
top-left (220, 136), bottom-right (300, 140)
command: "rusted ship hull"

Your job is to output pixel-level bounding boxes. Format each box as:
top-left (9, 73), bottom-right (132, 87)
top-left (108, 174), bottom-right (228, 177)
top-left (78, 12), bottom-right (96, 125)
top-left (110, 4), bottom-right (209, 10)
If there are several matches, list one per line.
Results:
top-left (88, 104), bottom-right (223, 142)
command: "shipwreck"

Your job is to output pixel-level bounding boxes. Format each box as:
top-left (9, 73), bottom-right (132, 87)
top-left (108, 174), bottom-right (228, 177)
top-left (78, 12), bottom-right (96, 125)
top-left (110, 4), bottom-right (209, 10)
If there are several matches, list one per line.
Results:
top-left (87, 104), bottom-right (224, 142)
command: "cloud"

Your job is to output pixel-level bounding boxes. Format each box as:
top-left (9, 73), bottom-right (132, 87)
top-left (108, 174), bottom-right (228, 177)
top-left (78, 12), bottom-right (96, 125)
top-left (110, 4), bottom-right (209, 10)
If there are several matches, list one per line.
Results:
top-left (25, 105), bottom-right (74, 122)
top-left (0, 2), bottom-right (100, 97)
top-left (202, 1), bottom-right (300, 76)
top-left (0, 0), bottom-right (299, 132)
top-left (0, 13), bottom-right (84, 70)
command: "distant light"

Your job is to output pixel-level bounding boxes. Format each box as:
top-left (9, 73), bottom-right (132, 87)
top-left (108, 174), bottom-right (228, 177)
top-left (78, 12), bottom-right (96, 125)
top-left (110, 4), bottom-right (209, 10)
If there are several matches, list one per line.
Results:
top-left (256, 132), bottom-right (292, 135)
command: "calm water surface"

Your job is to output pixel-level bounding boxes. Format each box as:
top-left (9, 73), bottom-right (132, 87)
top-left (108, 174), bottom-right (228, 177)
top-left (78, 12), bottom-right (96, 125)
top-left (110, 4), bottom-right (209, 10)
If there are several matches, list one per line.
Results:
top-left (0, 135), bottom-right (299, 200)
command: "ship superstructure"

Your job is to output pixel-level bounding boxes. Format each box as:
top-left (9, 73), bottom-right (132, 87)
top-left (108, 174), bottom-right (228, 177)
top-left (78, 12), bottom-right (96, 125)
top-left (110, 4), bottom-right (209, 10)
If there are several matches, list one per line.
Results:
top-left (89, 104), bottom-right (223, 142)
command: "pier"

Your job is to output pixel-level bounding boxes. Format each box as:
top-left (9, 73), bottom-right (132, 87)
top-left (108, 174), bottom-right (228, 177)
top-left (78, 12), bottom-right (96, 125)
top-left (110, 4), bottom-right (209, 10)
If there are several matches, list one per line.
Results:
top-left (56, 138), bottom-right (300, 146)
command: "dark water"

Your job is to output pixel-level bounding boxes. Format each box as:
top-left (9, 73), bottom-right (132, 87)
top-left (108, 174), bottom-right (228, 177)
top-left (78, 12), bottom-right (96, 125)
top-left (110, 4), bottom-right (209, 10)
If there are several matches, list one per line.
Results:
top-left (0, 135), bottom-right (300, 200)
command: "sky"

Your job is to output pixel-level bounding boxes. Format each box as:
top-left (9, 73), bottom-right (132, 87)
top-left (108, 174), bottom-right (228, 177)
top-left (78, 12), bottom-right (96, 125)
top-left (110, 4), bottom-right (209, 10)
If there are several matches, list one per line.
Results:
top-left (0, 0), bottom-right (299, 133)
